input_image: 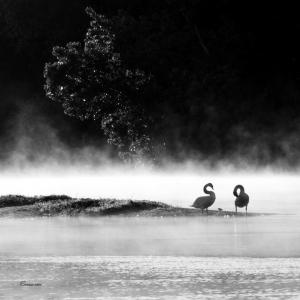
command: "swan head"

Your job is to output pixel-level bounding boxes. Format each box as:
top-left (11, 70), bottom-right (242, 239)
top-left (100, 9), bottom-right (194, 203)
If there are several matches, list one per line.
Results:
top-left (204, 183), bottom-right (214, 192)
top-left (207, 183), bottom-right (214, 190)
top-left (233, 184), bottom-right (244, 196)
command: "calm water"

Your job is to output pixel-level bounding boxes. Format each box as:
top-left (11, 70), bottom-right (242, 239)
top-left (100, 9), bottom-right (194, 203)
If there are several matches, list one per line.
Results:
top-left (0, 216), bottom-right (300, 299)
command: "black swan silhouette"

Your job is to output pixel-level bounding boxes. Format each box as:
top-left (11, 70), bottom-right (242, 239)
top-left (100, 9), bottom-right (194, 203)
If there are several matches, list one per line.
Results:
top-left (233, 185), bottom-right (249, 215)
top-left (191, 183), bottom-right (216, 214)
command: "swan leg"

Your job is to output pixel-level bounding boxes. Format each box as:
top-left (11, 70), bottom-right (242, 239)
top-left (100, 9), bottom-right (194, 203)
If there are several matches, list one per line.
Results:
top-left (201, 209), bottom-right (203, 214)
top-left (206, 208), bottom-right (208, 215)
top-left (235, 206), bottom-right (237, 214)
top-left (246, 206), bottom-right (248, 216)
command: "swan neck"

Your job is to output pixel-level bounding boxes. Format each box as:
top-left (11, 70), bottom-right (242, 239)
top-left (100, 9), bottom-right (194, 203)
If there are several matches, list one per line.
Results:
top-left (204, 185), bottom-right (214, 198)
top-left (204, 184), bottom-right (210, 194)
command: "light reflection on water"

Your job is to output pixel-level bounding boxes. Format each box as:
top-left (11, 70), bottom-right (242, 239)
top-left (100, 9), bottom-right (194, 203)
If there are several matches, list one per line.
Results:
top-left (1, 256), bottom-right (300, 299)
top-left (0, 216), bottom-right (300, 299)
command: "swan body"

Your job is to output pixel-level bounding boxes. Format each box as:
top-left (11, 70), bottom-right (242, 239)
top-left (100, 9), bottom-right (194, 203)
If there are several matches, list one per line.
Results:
top-left (233, 185), bottom-right (249, 214)
top-left (192, 183), bottom-right (216, 213)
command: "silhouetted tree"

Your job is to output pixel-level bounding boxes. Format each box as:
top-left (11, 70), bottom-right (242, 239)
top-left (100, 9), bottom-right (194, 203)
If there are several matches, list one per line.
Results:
top-left (44, 7), bottom-right (154, 162)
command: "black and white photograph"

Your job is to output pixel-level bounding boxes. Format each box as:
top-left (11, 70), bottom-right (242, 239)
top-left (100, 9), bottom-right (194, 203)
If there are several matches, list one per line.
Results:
top-left (0, 1), bottom-right (300, 299)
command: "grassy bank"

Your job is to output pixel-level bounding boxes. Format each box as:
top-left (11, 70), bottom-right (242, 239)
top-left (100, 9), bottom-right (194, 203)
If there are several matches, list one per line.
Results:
top-left (0, 195), bottom-right (264, 217)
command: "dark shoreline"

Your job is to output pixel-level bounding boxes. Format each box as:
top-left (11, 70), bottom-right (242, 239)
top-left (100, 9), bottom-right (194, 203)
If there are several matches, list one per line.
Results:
top-left (0, 195), bottom-right (271, 218)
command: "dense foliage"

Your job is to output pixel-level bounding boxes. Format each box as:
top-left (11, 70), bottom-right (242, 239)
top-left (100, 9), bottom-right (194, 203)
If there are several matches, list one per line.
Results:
top-left (44, 8), bottom-right (154, 161)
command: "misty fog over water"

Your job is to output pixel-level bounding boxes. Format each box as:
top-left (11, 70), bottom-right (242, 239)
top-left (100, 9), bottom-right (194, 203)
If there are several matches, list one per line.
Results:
top-left (1, 216), bottom-right (300, 299)
top-left (1, 166), bottom-right (300, 214)
top-left (0, 216), bottom-right (300, 257)
top-left (1, 1), bottom-right (300, 298)
top-left (1, 165), bottom-right (300, 299)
